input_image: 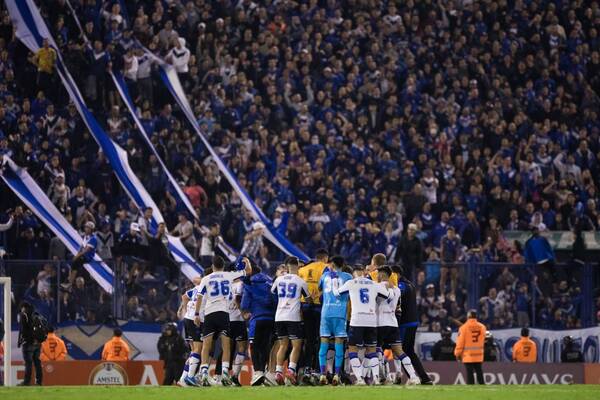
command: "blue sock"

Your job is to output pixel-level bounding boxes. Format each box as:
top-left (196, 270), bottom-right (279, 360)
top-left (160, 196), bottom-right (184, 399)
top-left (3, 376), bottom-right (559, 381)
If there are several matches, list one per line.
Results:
top-left (334, 343), bottom-right (344, 375)
top-left (319, 342), bottom-right (329, 374)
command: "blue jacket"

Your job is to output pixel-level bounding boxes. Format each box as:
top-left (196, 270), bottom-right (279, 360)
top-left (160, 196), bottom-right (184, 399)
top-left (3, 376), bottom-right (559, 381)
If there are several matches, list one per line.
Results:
top-left (240, 272), bottom-right (277, 321)
top-left (524, 235), bottom-right (555, 264)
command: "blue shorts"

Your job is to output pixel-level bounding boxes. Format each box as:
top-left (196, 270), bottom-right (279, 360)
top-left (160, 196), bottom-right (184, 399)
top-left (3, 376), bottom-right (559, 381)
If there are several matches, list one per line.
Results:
top-left (320, 317), bottom-right (347, 338)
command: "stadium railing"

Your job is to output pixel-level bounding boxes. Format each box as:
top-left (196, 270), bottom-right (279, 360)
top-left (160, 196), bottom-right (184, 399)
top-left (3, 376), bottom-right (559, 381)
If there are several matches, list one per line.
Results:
top-left (0, 258), bottom-right (597, 328)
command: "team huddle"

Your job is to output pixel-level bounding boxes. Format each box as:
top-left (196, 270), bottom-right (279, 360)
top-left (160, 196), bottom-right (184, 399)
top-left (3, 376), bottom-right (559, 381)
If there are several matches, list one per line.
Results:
top-left (176, 250), bottom-right (423, 387)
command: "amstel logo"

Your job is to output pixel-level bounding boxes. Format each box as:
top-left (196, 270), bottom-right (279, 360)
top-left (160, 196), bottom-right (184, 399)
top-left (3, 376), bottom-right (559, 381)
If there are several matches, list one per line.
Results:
top-left (88, 362), bottom-right (129, 385)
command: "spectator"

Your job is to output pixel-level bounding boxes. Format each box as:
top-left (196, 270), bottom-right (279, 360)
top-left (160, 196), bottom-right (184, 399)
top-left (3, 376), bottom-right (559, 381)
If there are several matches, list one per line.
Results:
top-left (117, 222), bottom-right (143, 259)
top-left (171, 213), bottom-right (196, 256)
top-left (395, 223), bottom-right (423, 280)
top-left (32, 38), bottom-right (56, 100)
top-left (440, 226), bottom-right (461, 296)
top-left (240, 221), bottom-right (265, 260)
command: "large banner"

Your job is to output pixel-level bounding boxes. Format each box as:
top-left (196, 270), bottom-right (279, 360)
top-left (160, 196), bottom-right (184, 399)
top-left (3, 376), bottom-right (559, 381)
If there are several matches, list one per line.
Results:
top-left (2, 360), bottom-right (595, 385)
top-left (416, 327), bottom-right (600, 363)
top-left (9, 325), bottom-right (599, 364)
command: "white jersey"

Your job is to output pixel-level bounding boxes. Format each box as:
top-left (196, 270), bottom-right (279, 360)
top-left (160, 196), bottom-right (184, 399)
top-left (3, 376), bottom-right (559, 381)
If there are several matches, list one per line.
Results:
top-left (271, 273), bottom-right (309, 322)
top-left (198, 271), bottom-right (245, 316)
top-left (228, 280), bottom-right (244, 322)
top-left (184, 287), bottom-right (206, 322)
top-left (377, 286), bottom-right (401, 327)
top-left (335, 278), bottom-right (391, 327)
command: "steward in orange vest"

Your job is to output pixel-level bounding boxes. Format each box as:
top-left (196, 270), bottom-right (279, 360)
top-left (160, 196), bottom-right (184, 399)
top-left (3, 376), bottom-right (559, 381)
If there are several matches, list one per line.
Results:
top-left (454, 310), bottom-right (486, 384)
top-left (40, 328), bottom-right (67, 361)
top-left (102, 328), bottom-right (130, 361)
top-left (512, 328), bottom-right (537, 363)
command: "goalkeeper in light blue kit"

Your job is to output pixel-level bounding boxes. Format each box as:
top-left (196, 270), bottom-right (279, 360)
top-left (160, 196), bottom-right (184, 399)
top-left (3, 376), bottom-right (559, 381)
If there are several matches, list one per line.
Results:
top-left (317, 255), bottom-right (352, 385)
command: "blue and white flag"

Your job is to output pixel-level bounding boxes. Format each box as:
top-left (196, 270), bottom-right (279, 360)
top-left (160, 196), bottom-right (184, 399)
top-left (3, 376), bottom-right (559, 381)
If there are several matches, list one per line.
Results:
top-left (7, 0), bottom-right (203, 280)
top-left (1, 156), bottom-right (115, 293)
top-left (110, 71), bottom-right (198, 220)
top-left (64, 0), bottom-right (242, 267)
top-left (150, 58), bottom-right (309, 262)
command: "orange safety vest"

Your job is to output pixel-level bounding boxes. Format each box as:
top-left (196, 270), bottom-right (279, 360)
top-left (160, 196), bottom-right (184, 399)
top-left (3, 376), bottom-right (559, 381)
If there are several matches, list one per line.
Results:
top-left (102, 337), bottom-right (130, 361)
top-left (41, 333), bottom-right (68, 361)
top-left (454, 317), bottom-right (486, 363)
top-left (512, 337), bottom-right (537, 363)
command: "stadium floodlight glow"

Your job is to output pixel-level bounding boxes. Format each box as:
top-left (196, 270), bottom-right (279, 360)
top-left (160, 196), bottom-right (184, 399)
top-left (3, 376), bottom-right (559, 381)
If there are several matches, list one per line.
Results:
top-left (0, 277), bottom-right (11, 386)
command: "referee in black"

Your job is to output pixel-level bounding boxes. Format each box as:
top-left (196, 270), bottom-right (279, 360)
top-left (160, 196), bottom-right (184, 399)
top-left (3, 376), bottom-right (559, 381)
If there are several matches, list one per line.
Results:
top-left (393, 265), bottom-right (432, 385)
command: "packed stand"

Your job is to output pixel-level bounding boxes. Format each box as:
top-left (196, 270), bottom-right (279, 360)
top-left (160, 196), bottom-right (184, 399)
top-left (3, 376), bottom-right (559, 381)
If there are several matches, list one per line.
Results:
top-left (0, 0), bottom-right (599, 328)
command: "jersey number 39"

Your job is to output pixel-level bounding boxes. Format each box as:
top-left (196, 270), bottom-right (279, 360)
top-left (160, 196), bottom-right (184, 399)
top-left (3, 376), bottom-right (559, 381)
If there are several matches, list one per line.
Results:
top-left (278, 282), bottom-right (297, 298)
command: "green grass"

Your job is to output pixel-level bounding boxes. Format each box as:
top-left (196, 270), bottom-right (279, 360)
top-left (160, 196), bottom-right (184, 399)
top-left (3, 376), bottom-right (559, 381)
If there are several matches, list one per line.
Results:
top-left (1, 385), bottom-right (599, 400)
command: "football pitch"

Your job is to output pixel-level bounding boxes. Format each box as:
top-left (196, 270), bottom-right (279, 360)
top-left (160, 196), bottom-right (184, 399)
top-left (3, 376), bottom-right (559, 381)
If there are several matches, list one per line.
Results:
top-left (1, 385), bottom-right (599, 400)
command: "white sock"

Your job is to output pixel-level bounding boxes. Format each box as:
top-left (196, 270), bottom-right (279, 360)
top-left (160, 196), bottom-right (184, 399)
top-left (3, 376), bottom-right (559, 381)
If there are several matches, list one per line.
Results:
top-left (200, 363), bottom-right (209, 376)
top-left (326, 349), bottom-right (335, 374)
top-left (377, 349), bottom-right (385, 380)
top-left (180, 360), bottom-right (189, 381)
top-left (394, 358), bottom-right (403, 379)
top-left (349, 353), bottom-right (362, 380)
top-left (400, 354), bottom-right (417, 379)
top-left (369, 354), bottom-right (380, 382)
top-left (222, 361), bottom-right (230, 375)
top-left (288, 361), bottom-right (297, 373)
top-left (362, 356), bottom-right (370, 378)
top-left (233, 352), bottom-right (245, 376)
top-left (187, 353), bottom-right (201, 377)
top-left (276, 365), bottom-right (283, 374)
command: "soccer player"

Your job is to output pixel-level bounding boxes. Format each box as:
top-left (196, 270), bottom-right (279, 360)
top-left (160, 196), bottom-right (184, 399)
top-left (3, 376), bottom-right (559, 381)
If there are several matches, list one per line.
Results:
top-left (298, 248), bottom-right (328, 379)
top-left (317, 255), bottom-right (352, 385)
top-left (241, 265), bottom-right (277, 386)
top-left (228, 268), bottom-right (248, 386)
top-left (194, 256), bottom-right (252, 386)
top-left (395, 265), bottom-right (432, 384)
top-left (334, 265), bottom-right (392, 385)
top-left (376, 266), bottom-right (419, 385)
top-left (366, 253), bottom-right (398, 286)
top-left (177, 276), bottom-right (203, 386)
top-left (271, 256), bottom-right (309, 385)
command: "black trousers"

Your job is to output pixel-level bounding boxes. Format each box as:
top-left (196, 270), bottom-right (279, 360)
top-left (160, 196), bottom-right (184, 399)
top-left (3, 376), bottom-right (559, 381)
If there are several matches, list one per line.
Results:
top-left (251, 320), bottom-right (273, 372)
top-left (400, 325), bottom-right (431, 383)
top-left (22, 344), bottom-right (42, 385)
top-left (300, 306), bottom-right (320, 372)
top-left (465, 362), bottom-right (484, 384)
top-left (163, 361), bottom-right (184, 385)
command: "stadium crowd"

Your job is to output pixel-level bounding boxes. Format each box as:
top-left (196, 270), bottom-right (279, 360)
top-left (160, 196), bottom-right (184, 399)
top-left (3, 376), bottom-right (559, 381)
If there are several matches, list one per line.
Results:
top-left (0, 0), bottom-right (599, 330)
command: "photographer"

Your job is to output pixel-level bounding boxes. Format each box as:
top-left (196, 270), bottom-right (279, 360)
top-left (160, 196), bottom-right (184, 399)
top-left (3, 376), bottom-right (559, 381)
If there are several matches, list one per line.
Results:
top-left (18, 301), bottom-right (45, 386)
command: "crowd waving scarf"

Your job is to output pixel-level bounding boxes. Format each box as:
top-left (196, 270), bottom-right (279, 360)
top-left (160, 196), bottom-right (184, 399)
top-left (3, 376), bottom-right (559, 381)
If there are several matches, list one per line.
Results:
top-left (147, 53), bottom-right (309, 262)
top-left (7, 0), bottom-right (203, 280)
top-left (1, 156), bottom-right (115, 293)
